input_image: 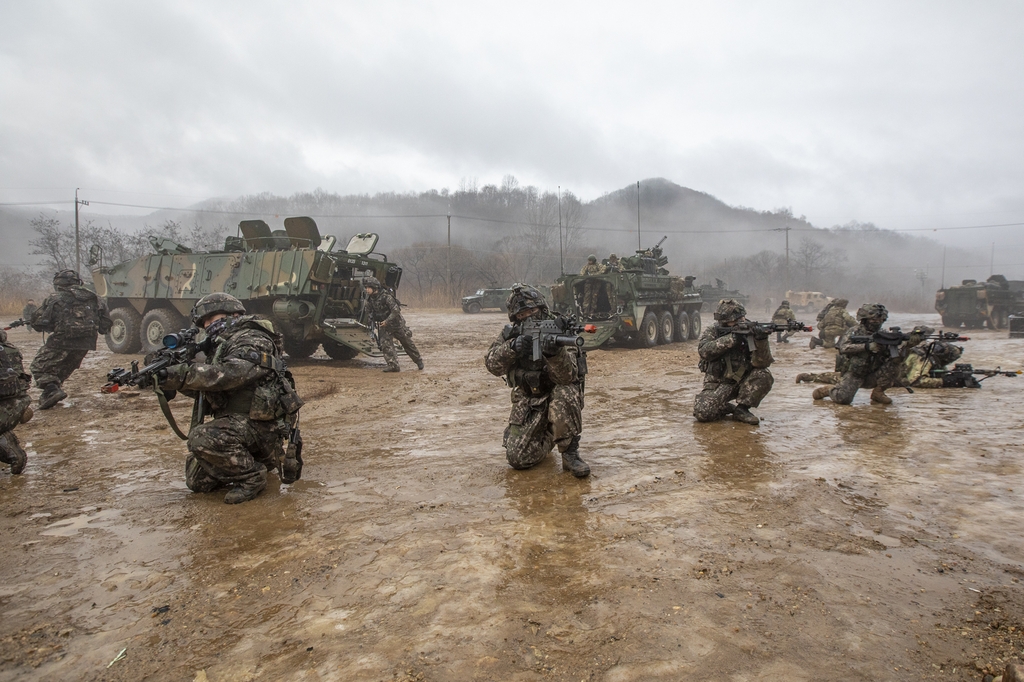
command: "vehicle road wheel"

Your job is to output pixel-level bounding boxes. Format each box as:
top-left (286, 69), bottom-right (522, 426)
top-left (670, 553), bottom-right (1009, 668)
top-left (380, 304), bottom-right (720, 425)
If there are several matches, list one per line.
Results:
top-left (674, 311), bottom-right (690, 343)
top-left (689, 311), bottom-right (702, 339)
top-left (105, 306), bottom-right (143, 354)
top-left (657, 311), bottom-right (674, 344)
top-left (283, 338), bottom-right (321, 359)
top-left (140, 308), bottom-right (186, 353)
top-left (639, 312), bottom-right (659, 347)
top-left (467, 302), bottom-right (481, 314)
top-left (323, 339), bottom-right (359, 360)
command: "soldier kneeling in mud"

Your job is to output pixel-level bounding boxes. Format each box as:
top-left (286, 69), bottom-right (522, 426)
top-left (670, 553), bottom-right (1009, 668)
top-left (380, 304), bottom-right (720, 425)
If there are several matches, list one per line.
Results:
top-left (154, 293), bottom-right (302, 504)
top-left (798, 340), bottom-right (961, 390)
top-left (811, 303), bottom-right (931, 405)
top-left (0, 330), bottom-right (33, 475)
top-left (485, 284), bottom-right (590, 477)
top-left (693, 299), bottom-right (775, 426)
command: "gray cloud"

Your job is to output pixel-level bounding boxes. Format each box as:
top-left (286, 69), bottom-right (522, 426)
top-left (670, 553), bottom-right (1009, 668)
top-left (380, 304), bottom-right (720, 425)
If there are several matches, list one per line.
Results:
top-left (2, 0), bottom-right (1024, 252)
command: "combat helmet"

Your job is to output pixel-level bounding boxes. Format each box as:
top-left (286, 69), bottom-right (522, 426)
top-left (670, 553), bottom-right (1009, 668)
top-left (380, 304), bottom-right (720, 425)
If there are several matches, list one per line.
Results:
top-left (52, 269), bottom-right (82, 287)
top-left (781, 300), bottom-right (790, 306)
top-left (834, 298), bottom-right (849, 308)
top-left (363, 276), bottom-right (382, 292)
top-left (506, 283), bottom-right (548, 321)
top-left (190, 292), bottom-right (246, 326)
top-left (608, 253), bottom-right (618, 261)
top-left (929, 341), bottom-right (963, 367)
top-left (714, 299), bottom-right (746, 323)
top-left (856, 303), bottom-right (888, 322)
top-left (587, 254), bottom-right (597, 263)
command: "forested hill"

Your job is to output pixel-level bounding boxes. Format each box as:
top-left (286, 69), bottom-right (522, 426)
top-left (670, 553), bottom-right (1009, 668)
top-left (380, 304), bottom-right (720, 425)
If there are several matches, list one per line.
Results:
top-left (0, 177), bottom-right (988, 310)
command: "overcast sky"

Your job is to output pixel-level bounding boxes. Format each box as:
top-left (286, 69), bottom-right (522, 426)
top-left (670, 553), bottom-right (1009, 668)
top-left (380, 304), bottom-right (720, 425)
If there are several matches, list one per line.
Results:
top-left (2, 1), bottom-right (1023, 247)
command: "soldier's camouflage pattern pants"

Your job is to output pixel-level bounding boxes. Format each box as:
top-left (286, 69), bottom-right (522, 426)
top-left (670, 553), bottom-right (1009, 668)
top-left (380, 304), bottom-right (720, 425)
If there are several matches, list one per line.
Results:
top-left (828, 362), bottom-right (904, 405)
top-left (0, 395), bottom-right (31, 469)
top-left (693, 369), bottom-right (774, 422)
top-left (379, 324), bottom-right (422, 370)
top-left (185, 414), bottom-right (287, 492)
top-left (581, 281), bottom-right (601, 316)
top-left (819, 327), bottom-right (844, 349)
top-left (30, 346), bottom-right (89, 388)
top-left (503, 384), bottom-right (583, 469)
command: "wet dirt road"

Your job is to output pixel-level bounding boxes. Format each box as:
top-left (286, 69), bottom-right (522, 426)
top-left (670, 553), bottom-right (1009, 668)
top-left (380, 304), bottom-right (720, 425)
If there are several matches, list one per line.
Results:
top-left (1, 311), bottom-right (1023, 681)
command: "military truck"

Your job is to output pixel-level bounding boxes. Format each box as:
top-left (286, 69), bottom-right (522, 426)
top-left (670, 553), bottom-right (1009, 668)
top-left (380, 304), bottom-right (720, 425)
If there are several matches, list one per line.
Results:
top-left (90, 216), bottom-right (401, 360)
top-left (784, 290), bottom-right (832, 315)
top-left (698, 278), bottom-right (749, 312)
top-left (548, 237), bottom-right (703, 349)
top-left (935, 275), bottom-right (1021, 329)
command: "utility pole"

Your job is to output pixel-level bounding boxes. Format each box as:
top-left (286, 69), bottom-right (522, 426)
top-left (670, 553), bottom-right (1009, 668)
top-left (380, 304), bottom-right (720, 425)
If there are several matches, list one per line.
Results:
top-left (941, 246), bottom-right (946, 289)
top-left (636, 181), bottom-right (641, 251)
top-left (74, 188), bottom-right (89, 274)
top-left (773, 226), bottom-right (791, 293)
top-left (557, 186), bottom-right (564, 275)
top-left (991, 242), bottom-right (995, 276)
top-left (446, 212), bottom-right (452, 306)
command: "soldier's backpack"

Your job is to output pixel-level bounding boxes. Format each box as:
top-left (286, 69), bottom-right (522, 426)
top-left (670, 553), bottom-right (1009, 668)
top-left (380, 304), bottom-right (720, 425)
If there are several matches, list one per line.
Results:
top-left (54, 288), bottom-right (100, 339)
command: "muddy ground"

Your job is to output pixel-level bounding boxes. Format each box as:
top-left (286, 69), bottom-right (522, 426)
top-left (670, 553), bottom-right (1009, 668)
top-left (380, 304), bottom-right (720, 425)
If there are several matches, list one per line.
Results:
top-left (1, 310), bottom-right (1023, 681)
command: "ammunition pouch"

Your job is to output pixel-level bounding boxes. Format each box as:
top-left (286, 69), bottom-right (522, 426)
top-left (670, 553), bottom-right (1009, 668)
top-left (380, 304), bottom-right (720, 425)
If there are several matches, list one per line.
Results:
top-left (749, 337), bottom-right (774, 369)
top-left (509, 368), bottom-right (554, 397)
top-left (0, 368), bottom-right (21, 399)
top-left (245, 351), bottom-right (305, 420)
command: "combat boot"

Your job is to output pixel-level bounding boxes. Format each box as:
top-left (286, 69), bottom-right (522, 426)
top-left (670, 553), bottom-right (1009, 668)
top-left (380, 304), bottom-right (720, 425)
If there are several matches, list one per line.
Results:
top-left (561, 436), bottom-right (590, 478)
top-left (0, 433), bottom-right (27, 475)
top-left (416, 359), bottom-right (424, 370)
top-left (732, 404), bottom-right (760, 425)
top-left (812, 386), bottom-right (830, 401)
top-left (795, 373), bottom-right (812, 384)
top-left (383, 366), bottom-right (400, 373)
top-left (38, 383), bottom-right (67, 410)
top-left (809, 337), bottom-right (822, 349)
top-left (20, 405), bottom-right (33, 424)
top-left (870, 387), bottom-right (892, 405)
top-left (224, 478), bottom-right (266, 504)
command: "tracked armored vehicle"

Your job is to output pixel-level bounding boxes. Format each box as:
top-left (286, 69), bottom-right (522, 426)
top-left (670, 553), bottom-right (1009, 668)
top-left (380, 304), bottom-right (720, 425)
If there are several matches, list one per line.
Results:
top-left (549, 237), bottom-right (703, 349)
top-left (90, 217), bottom-right (401, 359)
top-left (935, 275), bottom-right (1022, 329)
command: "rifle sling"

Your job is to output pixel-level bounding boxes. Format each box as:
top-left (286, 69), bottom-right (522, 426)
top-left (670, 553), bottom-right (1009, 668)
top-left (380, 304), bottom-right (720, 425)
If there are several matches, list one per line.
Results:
top-left (153, 384), bottom-right (189, 441)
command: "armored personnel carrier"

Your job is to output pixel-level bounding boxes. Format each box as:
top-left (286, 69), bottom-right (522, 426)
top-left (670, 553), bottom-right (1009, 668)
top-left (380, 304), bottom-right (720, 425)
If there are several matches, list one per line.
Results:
top-left (549, 237), bottom-right (703, 349)
top-left (935, 275), bottom-right (1021, 329)
top-left (90, 216), bottom-right (401, 359)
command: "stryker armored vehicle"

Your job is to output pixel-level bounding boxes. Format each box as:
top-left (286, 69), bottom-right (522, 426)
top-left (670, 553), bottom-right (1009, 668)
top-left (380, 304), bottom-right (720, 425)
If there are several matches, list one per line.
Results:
top-left (549, 237), bottom-right (703, 349)
top-left (698, 278), bottom-right (749, 312)
top-left (935, 275), bottom-right (1022, 329)
top-left (89, 216), bottom-right (401, 359)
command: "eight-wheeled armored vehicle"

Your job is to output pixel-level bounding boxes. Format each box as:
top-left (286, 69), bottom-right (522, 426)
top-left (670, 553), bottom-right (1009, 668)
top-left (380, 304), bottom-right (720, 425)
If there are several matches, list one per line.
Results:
top-left (549, 238), bottom-right (703, 349)
top-left (90, 217), bottom-right (401, 359)
top-left (698, 278), bottom-right (749, 312)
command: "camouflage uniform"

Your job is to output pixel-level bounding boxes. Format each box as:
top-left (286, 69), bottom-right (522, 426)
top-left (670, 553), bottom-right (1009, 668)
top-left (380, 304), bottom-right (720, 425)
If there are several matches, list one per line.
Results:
top-left (798, 343), bottom-right (957, 390)
top-left (485, 312), bottom-right (584, 471)
top-left (161, 314), bottom-right (293, 501)
top-left (771, 301), bottom-right (797, 342)
top-left (694, 300), bottom-right (774, 425)
top-left (0, 331), bottom-right (31, 474)
top-left (604, 254), bottom-right (621, 273)
top-left (366, 288), bottom-right (422, 372)
top-left (816, 304), bottom-right (931, 405)
top-left (579, 255), bottom-right (606, 316)
top-left (29, 272), bottom-right (112, 408)
top-left (815, 300), bottom-right (856, 349)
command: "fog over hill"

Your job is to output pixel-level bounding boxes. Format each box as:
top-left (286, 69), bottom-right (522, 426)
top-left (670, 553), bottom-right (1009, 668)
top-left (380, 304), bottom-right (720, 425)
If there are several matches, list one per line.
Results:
top-left (0, 178), bottom-right (1003, 311)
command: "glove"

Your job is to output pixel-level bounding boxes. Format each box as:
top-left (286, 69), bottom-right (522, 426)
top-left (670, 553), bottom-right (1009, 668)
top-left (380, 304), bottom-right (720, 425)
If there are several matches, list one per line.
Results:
top-left (157, 364), bottom-right (189, 391)
top-left (540, 336), bottom-right (559, 357)
top-left (512, 335), bottom-right (533, 357)
top-left (868, 342), bottom-right (881, 354)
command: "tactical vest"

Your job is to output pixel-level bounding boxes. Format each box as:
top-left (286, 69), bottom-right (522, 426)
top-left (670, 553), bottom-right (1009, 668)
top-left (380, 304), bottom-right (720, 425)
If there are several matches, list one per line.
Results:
top-left (54, 288), bottom-right (100, 339)
top-left (0, 343), bottom-right (26, 400)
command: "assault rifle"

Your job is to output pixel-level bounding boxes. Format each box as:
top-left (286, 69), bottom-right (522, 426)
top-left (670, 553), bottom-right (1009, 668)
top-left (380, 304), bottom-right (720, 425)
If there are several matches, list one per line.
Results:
top-left (503, 315), bottom-right (597, 362)
top-left (848, 328), bottom-right (968, 358)
top-left (732, 320), bottom-right (812, 351)
top-left (3, 319), bottom-right (28, 330)
top-left (930, 363), bottom-right (1021, 389)
top-left (102, 327), bottom-right (213, 392)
